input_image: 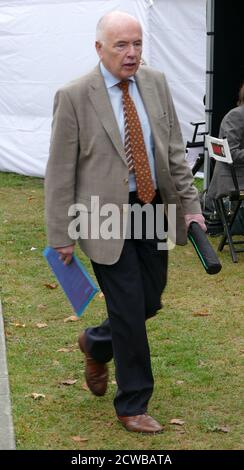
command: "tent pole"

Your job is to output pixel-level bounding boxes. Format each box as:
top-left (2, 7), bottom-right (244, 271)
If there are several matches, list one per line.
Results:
top-left (204, 0), bottom-right (215, 190)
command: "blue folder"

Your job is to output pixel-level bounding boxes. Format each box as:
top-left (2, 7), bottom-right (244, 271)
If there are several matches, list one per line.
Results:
top-left (43, 247), bottom-right (98, 317)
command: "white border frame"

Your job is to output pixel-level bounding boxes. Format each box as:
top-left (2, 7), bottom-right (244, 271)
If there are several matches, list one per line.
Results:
top-left (205, 135), bottom-right (233, 164)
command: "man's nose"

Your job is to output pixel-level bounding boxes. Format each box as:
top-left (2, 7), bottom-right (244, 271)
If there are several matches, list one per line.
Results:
top-left (126, 44), bottom-right (136, 56)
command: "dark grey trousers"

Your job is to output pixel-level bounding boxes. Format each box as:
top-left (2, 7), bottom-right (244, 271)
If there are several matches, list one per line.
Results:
top-left (85, 191), bottom-right (168, 416)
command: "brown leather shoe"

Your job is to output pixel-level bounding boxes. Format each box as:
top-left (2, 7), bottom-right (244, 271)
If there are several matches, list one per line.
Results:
top-left (78, 332), bottom-right (108, 396)
top-left (117, 414), bottom-right (164, 433)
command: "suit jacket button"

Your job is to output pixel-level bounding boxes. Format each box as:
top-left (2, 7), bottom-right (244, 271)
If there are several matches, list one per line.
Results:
top-left (123, 178), bottom-right (128, 184)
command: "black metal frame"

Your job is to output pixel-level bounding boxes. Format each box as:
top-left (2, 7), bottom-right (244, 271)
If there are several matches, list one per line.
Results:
top-left (187, 121), bottom-right (208, 176)
top-left (215, 164), bottom-right (244, 263)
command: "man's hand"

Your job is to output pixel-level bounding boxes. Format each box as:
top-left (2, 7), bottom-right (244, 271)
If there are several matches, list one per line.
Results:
top-left (184, 213), bottom-right (207, 232)
top-left (55, 245), bottom-right (75, 265)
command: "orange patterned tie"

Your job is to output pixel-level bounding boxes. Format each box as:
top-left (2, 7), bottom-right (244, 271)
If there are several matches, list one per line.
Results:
top-left (118, 80), bottom-right (156, 204)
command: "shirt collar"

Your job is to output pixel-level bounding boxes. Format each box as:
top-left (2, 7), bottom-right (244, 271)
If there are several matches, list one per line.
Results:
top-left (99, 62), bottom-right (135, 89)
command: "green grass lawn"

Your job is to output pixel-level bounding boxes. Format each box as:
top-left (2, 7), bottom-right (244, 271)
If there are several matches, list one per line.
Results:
top-left (0, 172), bottom-right (243, 450)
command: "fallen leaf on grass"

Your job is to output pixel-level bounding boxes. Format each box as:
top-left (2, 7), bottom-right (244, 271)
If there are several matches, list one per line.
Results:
top-left (193, 311), bottom-right (210, 317)
top-left (36, 323), bottom-right (48, 329)
top-left (57, 348), bottom-right (72, 353)
top-left (9, 322), bottom-right (26, 328)
top-left (25, 393), bottom-right (46, 400)
top-left (176, 380), bottom-right (184, 385)
top-left (60, 379), bottom-right (77, 386)
top-left (111, 380), bottom-right (117, 385)
top-left (163, 338), bottom-right (174, 345)
top-left (44, 283), bottom-right (58, 289)
top-left (4, 330), bottom-right (12, 337)
top-left (57, 345), bottom-right (79, 353)
top-left (37, 304), bottom-right (47, 310)
top-left (170, 419), bottom-right (185, 426)
top-left (28, 196), bottom-right (36, 201)
top-left (81, 382), bottom-right (89, 392)
top-left (209, 426), bottom-right (230, 433)
top-left (71, 436), bottom-right (89, 443)
top-left (98, 292), bottom-right (104, 299)
top-left (64, 316), bottom-right (78, 323)
top-left (198, 360), bottom-right (207, 367)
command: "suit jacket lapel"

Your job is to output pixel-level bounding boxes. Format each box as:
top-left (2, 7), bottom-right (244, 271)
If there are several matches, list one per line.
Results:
top-left (88, 66), bottom-right (127, 166)
top-left (135, 69), bottom-right (167, 160)
top-left (135, 71), bottom-right (158, 127)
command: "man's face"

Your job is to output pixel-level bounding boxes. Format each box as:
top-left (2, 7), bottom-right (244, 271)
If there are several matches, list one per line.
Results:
top-left (96, 20), bottom-right (142, 80)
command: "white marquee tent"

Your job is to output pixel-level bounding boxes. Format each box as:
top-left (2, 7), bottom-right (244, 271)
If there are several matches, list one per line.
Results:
top-left (0, 0), bottom-right (206, 177)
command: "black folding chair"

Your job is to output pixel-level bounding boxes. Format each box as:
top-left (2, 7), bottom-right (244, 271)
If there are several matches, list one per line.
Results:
top-left (206, 135), bottom-right (244, 262)
top-left (186, 121), bottom-right (207, 176)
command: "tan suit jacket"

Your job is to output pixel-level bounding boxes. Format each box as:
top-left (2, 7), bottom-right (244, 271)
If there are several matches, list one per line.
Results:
top-left (45, 64), bottom-right (201, 264)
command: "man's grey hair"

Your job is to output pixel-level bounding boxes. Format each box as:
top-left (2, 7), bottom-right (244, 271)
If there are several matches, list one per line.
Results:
top-left (96, 10), bottom-right (141, 42)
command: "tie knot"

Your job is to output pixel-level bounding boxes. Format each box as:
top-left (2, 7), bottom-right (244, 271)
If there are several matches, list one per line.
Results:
top-left (117, 80), bottom-right (130, 93)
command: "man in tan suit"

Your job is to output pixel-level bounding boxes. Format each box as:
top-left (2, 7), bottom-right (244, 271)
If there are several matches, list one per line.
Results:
top-left (45, 11), bottom-right (206, 433)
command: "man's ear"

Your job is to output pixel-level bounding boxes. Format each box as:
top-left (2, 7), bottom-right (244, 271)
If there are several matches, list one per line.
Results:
top-left (95, 41), bottom-right (102, 58)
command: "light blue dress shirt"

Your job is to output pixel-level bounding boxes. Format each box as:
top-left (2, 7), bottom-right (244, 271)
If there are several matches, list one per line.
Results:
top-left (100, 62), bottom-right (157, 192)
